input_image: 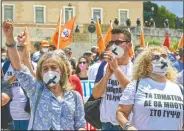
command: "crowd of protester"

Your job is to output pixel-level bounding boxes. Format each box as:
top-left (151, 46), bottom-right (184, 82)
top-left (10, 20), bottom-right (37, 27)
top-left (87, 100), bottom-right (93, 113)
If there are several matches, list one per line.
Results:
top-left (1, 19), bottom-right (183, 130)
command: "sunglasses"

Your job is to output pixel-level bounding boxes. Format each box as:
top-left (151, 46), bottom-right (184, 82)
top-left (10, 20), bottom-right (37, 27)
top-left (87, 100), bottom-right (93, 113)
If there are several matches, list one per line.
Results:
top-left (107, 40), bottom-right (129, 48)
top-left (79, 61), bottom-right (86, 64)
top-left (152, 54), bottom-right (168, 61)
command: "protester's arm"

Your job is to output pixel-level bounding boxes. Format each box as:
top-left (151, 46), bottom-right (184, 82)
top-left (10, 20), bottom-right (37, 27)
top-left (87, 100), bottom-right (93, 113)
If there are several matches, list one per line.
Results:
top-left (1, 93), bottom-right (11, 106)
top-left (3, 20), bottom-right (22, 71)
top-left (92, 64), bottom-right (112, 99)
top-left (1, 79), bottom-right (13, 106)
top-left (107, 52), bottom-right (130, 88)
top-left (116, 105), bottom-right (137, 130)
top-left (22, 46), bottom-right (36, 77)
top-left (3, 20), bottom-right (38, 97)
top-left (116, 80), bottom-right (138, 130)
top-left (8, 75), bottom-right (16, 84)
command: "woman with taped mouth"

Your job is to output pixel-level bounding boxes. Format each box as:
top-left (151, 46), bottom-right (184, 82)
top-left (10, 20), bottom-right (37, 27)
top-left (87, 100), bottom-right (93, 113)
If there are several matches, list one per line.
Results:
top-left (116, 46), bottom-right (183, 130)
top-left (3, 20), bottom-right (86, 130)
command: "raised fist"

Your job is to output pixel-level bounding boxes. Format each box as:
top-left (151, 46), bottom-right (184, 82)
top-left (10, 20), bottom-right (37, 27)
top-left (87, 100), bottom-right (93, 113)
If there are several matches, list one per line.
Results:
top-left (3, 20), bottom-right (14, 38)
top-left (17, 32), bottom-right (26, 45)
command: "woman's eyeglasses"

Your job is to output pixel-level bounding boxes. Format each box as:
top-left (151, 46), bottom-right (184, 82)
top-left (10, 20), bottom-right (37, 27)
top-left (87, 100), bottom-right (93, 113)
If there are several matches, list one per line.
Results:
top-left (79, 61), bottom-right (86, 64)
top-left (152, 54), bottom-right (168, 61)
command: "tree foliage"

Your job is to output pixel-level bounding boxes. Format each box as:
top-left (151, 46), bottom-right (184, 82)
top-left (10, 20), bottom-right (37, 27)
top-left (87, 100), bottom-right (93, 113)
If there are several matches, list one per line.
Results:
top-left (144, 1), bottom-right (180, 29)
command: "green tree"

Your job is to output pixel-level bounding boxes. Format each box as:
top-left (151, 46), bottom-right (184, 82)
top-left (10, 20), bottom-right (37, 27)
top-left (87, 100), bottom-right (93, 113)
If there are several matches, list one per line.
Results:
top-left (144, 1), bottom-right (177, 29)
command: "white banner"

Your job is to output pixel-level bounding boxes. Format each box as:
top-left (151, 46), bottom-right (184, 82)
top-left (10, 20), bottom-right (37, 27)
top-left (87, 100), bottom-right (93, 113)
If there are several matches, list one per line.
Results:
top-left (81, 80), bottom-right (95, 103)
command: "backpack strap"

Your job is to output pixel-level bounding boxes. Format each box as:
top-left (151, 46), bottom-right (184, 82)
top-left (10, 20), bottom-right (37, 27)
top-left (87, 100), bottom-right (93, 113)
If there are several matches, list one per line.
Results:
top-left (134, 79), bottom-right (140, 105)
top-left (94, 61), bottom-right (107, 83)
top-left (135, 79), bottom-right (140, 93)
top-left (178, 84), bottom-right (184, 96)
top-left (2, 61), bottom-right (11, 75)
top-left (31, 87), bottom-right (44, 130)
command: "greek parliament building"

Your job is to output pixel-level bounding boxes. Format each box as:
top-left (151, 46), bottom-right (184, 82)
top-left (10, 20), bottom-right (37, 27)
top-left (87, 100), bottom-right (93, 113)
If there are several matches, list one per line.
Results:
top-left (1, 1), bottom-right (181, 57)
top-left (1, 1), bottom-right (143, 46)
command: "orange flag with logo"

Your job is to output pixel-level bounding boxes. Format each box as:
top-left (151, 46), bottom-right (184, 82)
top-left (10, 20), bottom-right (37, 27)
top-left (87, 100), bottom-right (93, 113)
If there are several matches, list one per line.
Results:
top-left (140, 29), bottom-right (145, 47)
top-left (104, 21), bottom-right (113, 46)
top-left (52, 17), bottom-right (76, 49)
top-left (24, 26), bottom-right (31, 51)
top-left (96, 18), bottom-right (105, 53)
top-left (163, 32), bottom-right (170, 50)
top-left (177, 33), bottom-right (183, 49)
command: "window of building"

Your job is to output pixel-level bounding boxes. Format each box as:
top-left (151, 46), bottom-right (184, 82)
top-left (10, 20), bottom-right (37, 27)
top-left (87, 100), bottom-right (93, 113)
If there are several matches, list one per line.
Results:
top-left (3, 4), bottom-right (14, 21)
top-left (34, 5), bottom-right (46, 24)
top-left (63, 6), bottom-right (75, 23)
top-left (118, 9), bottom-right (129, 25)
top-left (92, 8), bottom-right (103, 23)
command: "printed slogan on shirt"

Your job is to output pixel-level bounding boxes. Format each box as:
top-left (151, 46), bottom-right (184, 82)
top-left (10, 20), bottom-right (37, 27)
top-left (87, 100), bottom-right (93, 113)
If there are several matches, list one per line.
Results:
top-left (144, 93), bottom-right (183, 118)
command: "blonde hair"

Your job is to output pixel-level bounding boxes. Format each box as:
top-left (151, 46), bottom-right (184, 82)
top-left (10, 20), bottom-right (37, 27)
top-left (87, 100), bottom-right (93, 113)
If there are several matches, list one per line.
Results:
top-left (132, 46), bottom-right (178, 82)
top-left (36, 52), bottom-right (73, 91)
top-left (52, 49), bottom-right (72, 77)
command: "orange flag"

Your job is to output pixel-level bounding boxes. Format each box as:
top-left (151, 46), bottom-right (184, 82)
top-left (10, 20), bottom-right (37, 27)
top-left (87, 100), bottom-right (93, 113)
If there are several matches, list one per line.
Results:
top-left (163, 32), bottom-right (170, 50)
top-left (96, 18), bottom-right (105, 53)
top-left (24, 26), bottom-right (31, 51)
top-left (52, 16), bottom-right (61, 47)
top-left (140, 29), bottom-right (145, 47)
top-left (177, 33), bottom-right (183, 49)
top-left (127, 28), bottom-right (134, 58)
top-left (52, 17), bottom-right (76, 49)
top-left (104, 21), bottom-right (113, 46)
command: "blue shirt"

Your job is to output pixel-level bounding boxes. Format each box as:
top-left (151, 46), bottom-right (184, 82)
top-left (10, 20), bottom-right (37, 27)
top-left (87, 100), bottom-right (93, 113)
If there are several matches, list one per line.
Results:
top-left (172, 60), bottom-right (184, 73)
top-left (15, 67), bottom-right (86, 130)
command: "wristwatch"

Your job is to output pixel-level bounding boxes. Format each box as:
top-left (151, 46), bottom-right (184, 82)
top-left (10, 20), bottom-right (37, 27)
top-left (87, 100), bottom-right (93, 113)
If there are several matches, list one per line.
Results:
top-left (5, 41), bottom-right (16, 48)
top-left (121, 121), bottom-right (131, 130)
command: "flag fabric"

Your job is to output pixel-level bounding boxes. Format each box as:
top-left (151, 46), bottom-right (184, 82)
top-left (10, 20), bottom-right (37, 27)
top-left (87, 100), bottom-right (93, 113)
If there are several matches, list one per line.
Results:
top-left (104, 21), bottom-right (113, 46)
top-left (24, 26), bottom-right (31, 51)
top-left (163, 32), bottom-right (170, 50)
top-left (128, 43), bottom-right (134, 58)
top-left (52, 16), bottom-right (76, 49)
top-left (127, 28), bottom-right (134, 58)
top-left (96, 18), bottom-right (105, 53)
top-left (51, 16), bottom-right (61, 47)
top-left (177, 33), bottom-right (183, 49)
top-left (170, 46), bottom-right (176, 53)
top-left (140, 29), bottom-right (145, 47)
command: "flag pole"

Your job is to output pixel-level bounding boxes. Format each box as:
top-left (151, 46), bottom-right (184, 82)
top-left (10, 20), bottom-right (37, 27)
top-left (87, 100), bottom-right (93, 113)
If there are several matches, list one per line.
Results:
top-left (57, 9), bottom-right (62, 49)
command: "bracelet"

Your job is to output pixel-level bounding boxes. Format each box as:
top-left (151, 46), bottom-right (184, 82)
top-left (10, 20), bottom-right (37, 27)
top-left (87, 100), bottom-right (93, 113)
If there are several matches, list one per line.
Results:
top-left (17, 45), bottom-right (25, 52)
top-left (121, 121), bottom-right (131, 130)
top-left (5, 41), bottom-right (16, 48)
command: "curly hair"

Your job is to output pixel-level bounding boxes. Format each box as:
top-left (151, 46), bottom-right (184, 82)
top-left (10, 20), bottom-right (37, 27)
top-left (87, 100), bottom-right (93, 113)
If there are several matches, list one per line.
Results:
top-left (132, 46), bottom-right (178, 82)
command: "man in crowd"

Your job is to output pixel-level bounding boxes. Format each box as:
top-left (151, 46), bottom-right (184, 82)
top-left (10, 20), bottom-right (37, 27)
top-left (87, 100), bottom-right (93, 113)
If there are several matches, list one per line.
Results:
top-left (92, 28), bottom-right (133, 130)
top-left (83, 51), bottom-right (94, 65)
top-left (88, 52), bottom-right (105, 80)
top-left (64, 47), bottom-right (77, 74)
top-left (91, 46), bottom-right (100, 64)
